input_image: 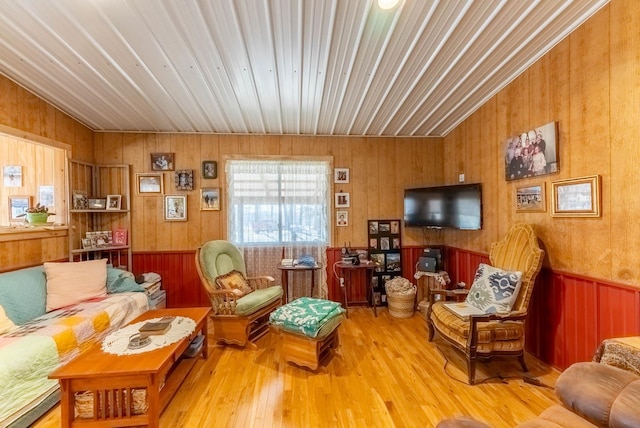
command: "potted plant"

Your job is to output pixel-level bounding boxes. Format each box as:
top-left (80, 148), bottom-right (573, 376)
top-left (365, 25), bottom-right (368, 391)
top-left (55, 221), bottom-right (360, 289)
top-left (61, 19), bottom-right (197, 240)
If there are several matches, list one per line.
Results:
top-left (17, 203), bottom-right (56, 224)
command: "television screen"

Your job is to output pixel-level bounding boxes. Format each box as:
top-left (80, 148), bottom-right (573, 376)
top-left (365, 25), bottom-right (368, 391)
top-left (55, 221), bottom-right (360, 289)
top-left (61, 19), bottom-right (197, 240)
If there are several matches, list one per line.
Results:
top-left (404, 183), bottom-right (482, 230)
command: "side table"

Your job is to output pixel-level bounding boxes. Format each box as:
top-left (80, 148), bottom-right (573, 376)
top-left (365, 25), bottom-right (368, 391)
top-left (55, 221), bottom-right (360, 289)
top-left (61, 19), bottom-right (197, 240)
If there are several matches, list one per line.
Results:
top-left (335, 261), bottom-right (376, 318)
top-left (277, 263), bottom-right (322, 303)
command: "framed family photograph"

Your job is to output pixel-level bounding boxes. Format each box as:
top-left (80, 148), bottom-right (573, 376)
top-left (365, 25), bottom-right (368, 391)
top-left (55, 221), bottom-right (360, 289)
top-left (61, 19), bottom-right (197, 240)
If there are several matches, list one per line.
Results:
top-left (335, 192), bottom-right (350, 208)
top-left (136, 173), bottom-right (164, 195)
top-left (106, 194), bottom-right (122, 210)
top-left (334, 168), bottom-right (349, 184)
top-left (200, 187), bottom-right (220, 211)
top-left (174, 169), bottom-right (194, 191)
top-left (150, 153), bottom-right (175, 171)
top-left (516, 184), bottom-right (546, 212)
top-left (202, 161), bottom-right (217, 179)
top-left (336, 210), bottom-right (348, 226)
top-left (551, 175), bottom-right (601, 217)
top-left (164, 195), bottom-right (187, 221)
top-left (9, 195), bottom-right (30, 221)
top-left (504, 121), bottom-right (558, 181)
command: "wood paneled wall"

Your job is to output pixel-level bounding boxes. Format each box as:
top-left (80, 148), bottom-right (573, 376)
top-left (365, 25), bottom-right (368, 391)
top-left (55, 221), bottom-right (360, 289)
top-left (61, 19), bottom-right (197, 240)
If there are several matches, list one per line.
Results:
top-left (0, 75), bottom-right (94, 271)
top-left (442, 0), bottom-right (640, 287)
top-left (93, 133), bottom-right (443, 251)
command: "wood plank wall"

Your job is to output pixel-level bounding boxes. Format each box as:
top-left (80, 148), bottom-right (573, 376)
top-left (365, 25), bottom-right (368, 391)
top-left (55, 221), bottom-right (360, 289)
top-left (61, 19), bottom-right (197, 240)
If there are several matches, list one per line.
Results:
top-left (442, 1), bottom-right (640, 287)
top-left (93, 133), bottom-right (444, 252)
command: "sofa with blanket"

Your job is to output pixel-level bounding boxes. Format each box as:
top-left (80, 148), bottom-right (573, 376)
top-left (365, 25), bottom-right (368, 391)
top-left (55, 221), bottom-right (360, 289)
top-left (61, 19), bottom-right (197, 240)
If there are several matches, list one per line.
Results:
top-left (0, 259), bottom-right (149, 428)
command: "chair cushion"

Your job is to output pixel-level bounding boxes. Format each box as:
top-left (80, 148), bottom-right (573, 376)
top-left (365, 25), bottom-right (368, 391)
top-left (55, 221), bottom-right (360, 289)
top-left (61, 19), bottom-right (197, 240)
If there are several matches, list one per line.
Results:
top-left (431, 301), bottom-right (524, 350)
top-left (465, 263), bottom-right (522, 314)
top-left (235, 286), bottom-right (283, 316)
top-left (216, 270), bottom-right (253, 297)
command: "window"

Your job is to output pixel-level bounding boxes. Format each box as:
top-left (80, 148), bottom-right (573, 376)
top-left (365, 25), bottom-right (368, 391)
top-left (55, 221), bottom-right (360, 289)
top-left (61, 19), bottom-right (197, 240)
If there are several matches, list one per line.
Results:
top-left (226, 159), bottom-right (330, 245)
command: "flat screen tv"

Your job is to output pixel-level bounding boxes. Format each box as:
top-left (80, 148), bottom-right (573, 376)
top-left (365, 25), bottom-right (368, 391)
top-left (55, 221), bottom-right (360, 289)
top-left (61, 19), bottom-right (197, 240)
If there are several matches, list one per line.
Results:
top-left (403, 183), bottom-right (482, 230)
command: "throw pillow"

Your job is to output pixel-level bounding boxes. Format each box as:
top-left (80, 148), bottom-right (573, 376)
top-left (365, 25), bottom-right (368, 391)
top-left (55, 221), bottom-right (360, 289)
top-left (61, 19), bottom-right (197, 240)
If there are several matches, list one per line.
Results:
top-left (0, 266), bottom-right (47, 325)
top-left (0, 304), bottom-right (16, 335)
top-left (106, 266), bottom-right (145, 293)
top-left (44, 259), bottom-right (108, 311)
top-left (465, 263), bottom-right (523, 314)
top-left (215, 270), bottom-right (253, 297)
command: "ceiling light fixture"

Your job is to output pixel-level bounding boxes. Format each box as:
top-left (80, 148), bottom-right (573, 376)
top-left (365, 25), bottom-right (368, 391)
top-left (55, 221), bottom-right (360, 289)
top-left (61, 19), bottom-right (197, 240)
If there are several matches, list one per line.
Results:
top-left (377, 0), bottom-right (400, 10)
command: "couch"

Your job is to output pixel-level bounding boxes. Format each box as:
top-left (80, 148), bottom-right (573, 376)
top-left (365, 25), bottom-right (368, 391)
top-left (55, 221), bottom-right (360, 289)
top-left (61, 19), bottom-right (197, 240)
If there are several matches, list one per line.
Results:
top-left (438, 340), bottom-right (640, 428)
top-left (0, 259), bottom-right (149, 428)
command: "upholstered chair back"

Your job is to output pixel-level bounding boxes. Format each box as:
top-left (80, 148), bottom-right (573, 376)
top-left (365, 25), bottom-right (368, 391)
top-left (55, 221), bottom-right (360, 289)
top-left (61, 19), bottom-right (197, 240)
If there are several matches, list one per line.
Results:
top-left (489, 223), bottom-right (544, 313)
top-left (198, 240), bottom-right (247, 293)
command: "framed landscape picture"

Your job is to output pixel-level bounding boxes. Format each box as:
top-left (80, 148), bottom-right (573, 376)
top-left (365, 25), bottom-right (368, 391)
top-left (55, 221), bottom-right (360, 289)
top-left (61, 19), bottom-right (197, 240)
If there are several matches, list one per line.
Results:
top-left (136, 173), bottom-right (164, 195)
top-left (515, 184), bottom-right (546, 212)
top-left (200, 187), bottom-right (220, 211)
top-left (551, 175), bottom-right (601, 217)
top-left (9, 195), bottom-right (30, 221)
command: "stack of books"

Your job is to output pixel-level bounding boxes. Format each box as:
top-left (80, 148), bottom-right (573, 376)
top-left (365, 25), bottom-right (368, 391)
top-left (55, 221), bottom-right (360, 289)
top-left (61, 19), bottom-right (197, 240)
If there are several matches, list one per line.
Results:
top-left (140, 273), bottom-right (166, 309)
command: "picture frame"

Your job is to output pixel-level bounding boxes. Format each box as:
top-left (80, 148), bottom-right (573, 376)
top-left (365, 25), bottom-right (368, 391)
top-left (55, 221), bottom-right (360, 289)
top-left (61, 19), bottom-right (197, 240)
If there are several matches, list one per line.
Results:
top-left (335, 192), bottom-right (350, 208)
top-left (38, 185), bottom-right (54, 208)
top-left (504, 121), bottom-right (558, 181)
top-left (3, 165), bottom-right (22, 187)
top-left (81, 238), bottom-right (93, 249)
top-left (88, 198), bottom-right (107, 210)
top-left (334, 168), bottom-right (349, 184)
top-left (551, 175), bottom-right (601, 217)
top-left (516, 184), bottom-right (546, 212)
top-left (200, 187), bottom-right (220, 211)
top-left (106, 194), bottom-right (122, 210)
top-left (112, 228), bottom-right (128, 246)
top-left (174, 169), bottom-right (194, 191)
top-left (136, 173), bottom-right (164, 195)
top-left (164, 195), bottom-right (187, 221)
top-left (336, 210), bottom-right (348, 226)
top-left (202, 161), bottom-right (217, 179)
top-left (390, 221), bottom-right (400, 234)
top-left (72, 190), bottom-right (88, 210)
top-left (8, 195), bottom-right (30, 221)
top-left (150, 153), bottom-right (175, 171)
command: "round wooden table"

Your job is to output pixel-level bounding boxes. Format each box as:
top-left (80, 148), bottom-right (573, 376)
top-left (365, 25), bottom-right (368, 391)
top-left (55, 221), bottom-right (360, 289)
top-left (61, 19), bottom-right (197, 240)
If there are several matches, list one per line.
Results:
top-left (277, 263), bottom-right (323, 303)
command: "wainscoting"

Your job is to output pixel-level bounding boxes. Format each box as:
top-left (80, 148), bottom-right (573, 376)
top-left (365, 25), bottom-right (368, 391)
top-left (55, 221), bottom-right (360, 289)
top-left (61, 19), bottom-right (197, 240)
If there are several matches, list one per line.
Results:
top-left (133, 246), bottom-right (640, 371)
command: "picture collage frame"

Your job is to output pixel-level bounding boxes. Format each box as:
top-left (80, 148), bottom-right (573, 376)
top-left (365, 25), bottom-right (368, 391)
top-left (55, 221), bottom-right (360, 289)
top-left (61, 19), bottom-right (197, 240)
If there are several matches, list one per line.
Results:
top-left (367, 219), bottom-right (402, 306)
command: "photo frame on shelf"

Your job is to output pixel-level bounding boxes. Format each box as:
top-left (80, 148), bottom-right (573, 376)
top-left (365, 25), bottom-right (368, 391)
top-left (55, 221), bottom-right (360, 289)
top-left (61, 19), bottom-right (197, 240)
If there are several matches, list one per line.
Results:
top-left (174, 169), bottom-right (194, 191)
top-left (3, 165), bottom-right (22, 187)
top-left (72, 190), bottom-right (88, 210)
top-left (150, 153), bottom-right (175, 171)
top-left (334, 168), bottom-right (349, 184)
top-left (336, 210), bottom-right (348, 226)
top-left (202, 161), bottom-right (217, 179)
top-left (88, 198), bottom-right (106, 210)
top-left (551, 175), bottom-right (601, 217)
top-left (106, 194), bottom-right (122, 210)
top-left (516, 184), bottom-right (546, 212)
top-left (335, 192), bottom-right (350, 208)
top-left (164, 195), bottom-right (187, 221)
top-left (200, 187), bottom-right (220, 211)
top-left (136, 173), bottom-right (164, 195)
top-left (8, 195), bottom-right (30, 221)
top-left (112, 228), bottom-right (128, 246)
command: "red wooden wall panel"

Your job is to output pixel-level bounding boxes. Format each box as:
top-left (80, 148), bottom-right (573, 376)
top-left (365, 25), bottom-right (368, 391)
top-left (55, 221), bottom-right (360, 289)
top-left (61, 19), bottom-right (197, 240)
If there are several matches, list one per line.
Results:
top-left (133, 247), bottom-right (640, 370)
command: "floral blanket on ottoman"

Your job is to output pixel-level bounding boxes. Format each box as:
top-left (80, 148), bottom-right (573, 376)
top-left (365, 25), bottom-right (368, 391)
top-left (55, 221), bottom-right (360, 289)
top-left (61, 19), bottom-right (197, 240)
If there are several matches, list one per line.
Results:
top-left (269, 297), bottom-right (344, 338)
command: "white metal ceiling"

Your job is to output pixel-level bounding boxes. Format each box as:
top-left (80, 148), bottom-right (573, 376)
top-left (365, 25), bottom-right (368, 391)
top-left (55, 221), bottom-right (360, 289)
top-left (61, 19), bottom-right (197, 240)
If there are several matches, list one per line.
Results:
top-left (0, 0), bottom-right (608, 136)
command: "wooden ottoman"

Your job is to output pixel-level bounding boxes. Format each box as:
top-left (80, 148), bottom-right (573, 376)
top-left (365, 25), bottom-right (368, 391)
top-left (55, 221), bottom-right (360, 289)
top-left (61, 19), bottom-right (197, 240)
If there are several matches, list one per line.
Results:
top-left (270, 297), bottom-right (344, 370)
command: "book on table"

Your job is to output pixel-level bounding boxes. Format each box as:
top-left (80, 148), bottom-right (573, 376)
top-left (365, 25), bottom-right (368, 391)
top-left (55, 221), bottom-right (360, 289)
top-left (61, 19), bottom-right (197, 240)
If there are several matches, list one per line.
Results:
top-left (139, 316), bottom-right (174, 337)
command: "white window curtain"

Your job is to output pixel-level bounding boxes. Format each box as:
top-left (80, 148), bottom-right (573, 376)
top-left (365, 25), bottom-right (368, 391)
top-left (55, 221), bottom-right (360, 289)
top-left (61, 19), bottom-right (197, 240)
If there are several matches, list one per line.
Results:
top-left (226, 159), bottom-right (330, 298)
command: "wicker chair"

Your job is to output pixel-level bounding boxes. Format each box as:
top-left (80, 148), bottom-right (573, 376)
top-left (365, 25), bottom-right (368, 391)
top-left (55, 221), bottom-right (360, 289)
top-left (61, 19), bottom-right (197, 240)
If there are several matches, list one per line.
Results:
top-left (426, 224), bottom-right (544, 384)
top-left (195, 240), bottom-right (283, 347)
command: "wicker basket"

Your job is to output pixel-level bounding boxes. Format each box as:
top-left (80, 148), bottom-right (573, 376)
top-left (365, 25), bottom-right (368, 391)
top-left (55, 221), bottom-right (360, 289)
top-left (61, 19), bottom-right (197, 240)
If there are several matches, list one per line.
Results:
top-left (385, 278), bottom-right (416, 319)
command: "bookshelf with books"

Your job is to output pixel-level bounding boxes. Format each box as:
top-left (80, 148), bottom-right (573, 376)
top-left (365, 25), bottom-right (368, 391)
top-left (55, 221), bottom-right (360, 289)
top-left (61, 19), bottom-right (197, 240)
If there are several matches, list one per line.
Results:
top-left (68, 161), bottom-right (131, 270)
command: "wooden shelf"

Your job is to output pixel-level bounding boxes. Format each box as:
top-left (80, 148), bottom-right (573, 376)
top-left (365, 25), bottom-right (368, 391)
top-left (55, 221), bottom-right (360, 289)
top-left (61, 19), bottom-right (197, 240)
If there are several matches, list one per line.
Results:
top-left (71, 245), bottom-right (129, 254)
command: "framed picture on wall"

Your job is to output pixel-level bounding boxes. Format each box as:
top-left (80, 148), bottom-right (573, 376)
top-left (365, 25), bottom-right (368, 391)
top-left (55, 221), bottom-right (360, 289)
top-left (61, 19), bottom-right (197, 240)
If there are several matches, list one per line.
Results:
top-left (335, 192), bottom-right (350, 208)
top-left (174, 169), bottom-right (194, 191)
top-left (9, 195), bottom-right (30, 221)
top-left (504, 121), bottom-right (558, 181)
top-left (136, 173), bottom-right (164, 195)
top-left (164, 195), bottom-right (187, 221)
top-left (336, 210), bottom-right (348, 226)
top-left (202, 161), bottom-right (217, 179)
top-left (515, 183), bottom-right (546, 212)
top-left (150, 153), bottom-right (175, 171)
top-left (201, 187), bottom-right (220, 211)
top-left (334, 168), bottom-right (349, 184)
top-left (551, 175), bottom-right (601, 217)
top-left (3, 165), bottom-right (22, 187)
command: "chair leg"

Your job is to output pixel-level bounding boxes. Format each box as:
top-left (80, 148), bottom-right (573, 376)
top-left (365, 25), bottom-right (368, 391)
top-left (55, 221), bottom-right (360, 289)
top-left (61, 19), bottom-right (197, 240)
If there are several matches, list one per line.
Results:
top-left (427, 318), bottom-right (435, 341)
top-left (467, 357), bottom-right (477, 385)
top-left (518, 353), bottom-right (529, 372)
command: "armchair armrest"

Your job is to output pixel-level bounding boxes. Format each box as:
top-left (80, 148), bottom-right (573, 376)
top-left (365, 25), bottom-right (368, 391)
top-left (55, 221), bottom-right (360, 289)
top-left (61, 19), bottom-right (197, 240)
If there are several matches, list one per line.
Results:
top-left (205, 289), bottom-right (242, 315)
top-left (467, 311), bottom-right (528, 353)
top-left (247, 275), bottom-right (275, 290)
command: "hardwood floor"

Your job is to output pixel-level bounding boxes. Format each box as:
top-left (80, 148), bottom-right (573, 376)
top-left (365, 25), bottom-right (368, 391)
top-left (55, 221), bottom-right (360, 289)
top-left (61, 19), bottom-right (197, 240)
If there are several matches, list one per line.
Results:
top-left (33, 307), bottom-right (560, 427)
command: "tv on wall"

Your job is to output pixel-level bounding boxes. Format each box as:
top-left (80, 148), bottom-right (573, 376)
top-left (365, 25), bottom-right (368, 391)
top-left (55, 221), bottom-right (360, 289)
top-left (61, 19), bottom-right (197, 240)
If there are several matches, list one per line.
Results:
top-left (403, 183), bottom-right (482, 230)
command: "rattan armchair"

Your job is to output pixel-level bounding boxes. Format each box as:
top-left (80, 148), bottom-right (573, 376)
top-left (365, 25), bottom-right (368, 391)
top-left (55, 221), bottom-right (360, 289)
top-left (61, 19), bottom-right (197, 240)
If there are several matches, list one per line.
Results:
top-left (195, 240), bottom-right (283, 347)
top-left (426, 224), bottom-right (544, 384)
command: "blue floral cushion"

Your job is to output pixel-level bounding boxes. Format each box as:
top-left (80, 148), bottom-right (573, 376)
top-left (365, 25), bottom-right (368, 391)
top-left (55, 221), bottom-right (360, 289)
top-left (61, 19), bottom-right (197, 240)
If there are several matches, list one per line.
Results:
top-left (465, 263), bottom-right (522, 314)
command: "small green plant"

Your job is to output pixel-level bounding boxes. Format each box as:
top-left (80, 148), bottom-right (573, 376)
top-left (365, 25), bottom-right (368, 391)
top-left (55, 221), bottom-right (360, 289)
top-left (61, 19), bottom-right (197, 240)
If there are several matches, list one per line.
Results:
top-left (17, 203), bottom-right (56, 217)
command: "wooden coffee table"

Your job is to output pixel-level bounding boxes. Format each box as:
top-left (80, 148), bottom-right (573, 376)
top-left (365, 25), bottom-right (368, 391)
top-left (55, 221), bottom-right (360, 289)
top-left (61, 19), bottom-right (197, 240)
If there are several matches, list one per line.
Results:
top-left (49, 307), bottom-right (211, 428)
